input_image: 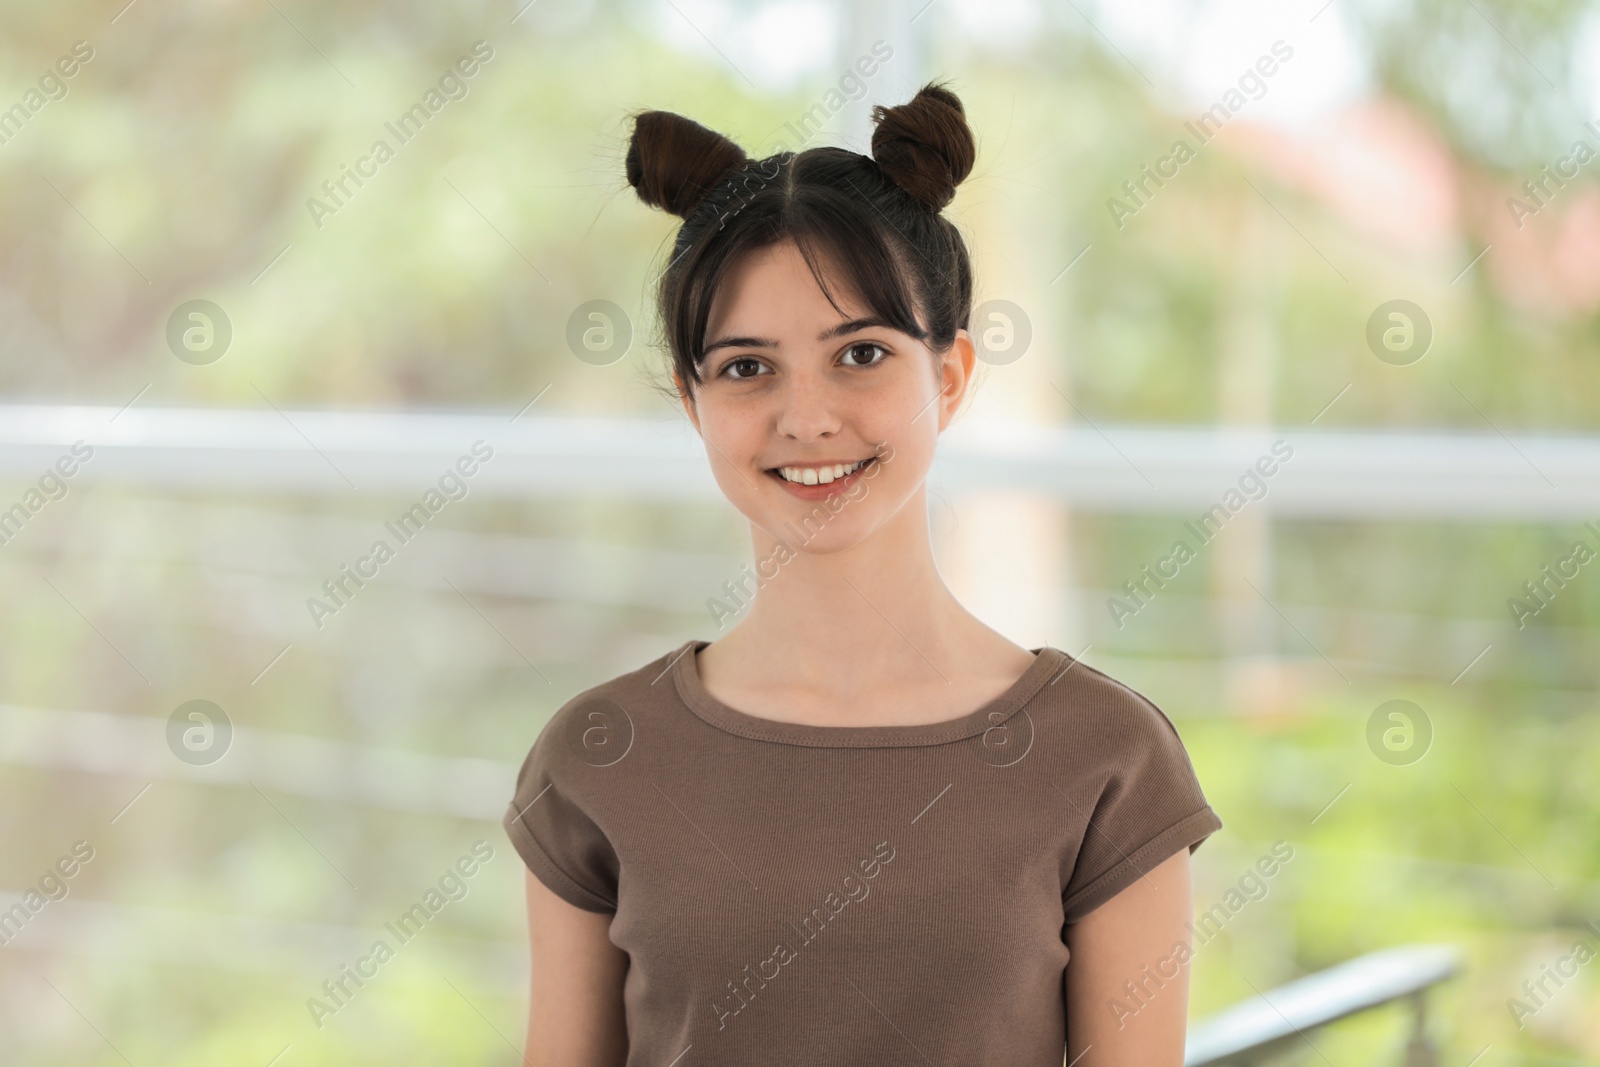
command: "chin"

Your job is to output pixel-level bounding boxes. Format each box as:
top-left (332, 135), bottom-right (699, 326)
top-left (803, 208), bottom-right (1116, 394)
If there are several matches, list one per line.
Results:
top-left (761, 522), bottom-right (873, 557)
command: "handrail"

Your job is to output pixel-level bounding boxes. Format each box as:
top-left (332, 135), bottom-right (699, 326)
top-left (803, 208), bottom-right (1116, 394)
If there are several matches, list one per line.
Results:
top-left (1185, 944), bottom-right (1462, 1066)
top-left (0, 701), bottom-right (515, 821)
top-left (5, 404), bottom-right (1600, 517)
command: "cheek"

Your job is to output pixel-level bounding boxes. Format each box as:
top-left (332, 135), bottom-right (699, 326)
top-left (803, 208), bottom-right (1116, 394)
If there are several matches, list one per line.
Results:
top-left (707, 452), bottom-right (763, 511)
top-left (694, 400), bottom-right (766, 493)
top-left (872, 432), bottom-right (936, 502)
top-left (861, 390), bottom-right (940, 474)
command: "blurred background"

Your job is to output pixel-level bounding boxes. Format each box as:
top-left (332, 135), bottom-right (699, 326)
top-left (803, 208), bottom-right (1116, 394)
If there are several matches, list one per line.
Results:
top-left (3, 0), bottom-right (1600, 1063)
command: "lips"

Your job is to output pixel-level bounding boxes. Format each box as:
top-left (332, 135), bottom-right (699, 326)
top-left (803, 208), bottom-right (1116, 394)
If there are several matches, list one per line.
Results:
top-left (772, 459), bottom-right (872, 486)
top-left (765, 457), bottom-right (877, 498)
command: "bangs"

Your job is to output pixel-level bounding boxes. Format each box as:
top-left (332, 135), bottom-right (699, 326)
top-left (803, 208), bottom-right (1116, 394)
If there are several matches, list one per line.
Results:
top-left (658, 145), bottom-right (970, 393)
top-left (786, 207), bottom-right (930, 348)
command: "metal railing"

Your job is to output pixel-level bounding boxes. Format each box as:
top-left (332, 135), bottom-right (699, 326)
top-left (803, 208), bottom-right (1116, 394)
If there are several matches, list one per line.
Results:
top-left (4, 404), bottom-right (1600, 517)
top-left (1185, 944), bottom-right (1463, 1066)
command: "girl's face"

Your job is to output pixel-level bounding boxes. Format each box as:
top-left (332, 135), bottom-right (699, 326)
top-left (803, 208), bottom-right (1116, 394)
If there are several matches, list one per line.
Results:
top-left (682, 238), bottom-right (973, 555)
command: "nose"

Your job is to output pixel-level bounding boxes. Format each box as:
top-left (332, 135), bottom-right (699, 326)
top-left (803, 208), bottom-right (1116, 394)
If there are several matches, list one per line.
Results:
top-left (773, 368), bottom-right (841, 441)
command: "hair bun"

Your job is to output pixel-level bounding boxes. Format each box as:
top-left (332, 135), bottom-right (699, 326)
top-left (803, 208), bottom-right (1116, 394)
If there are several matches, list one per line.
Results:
top-left (625, 110), bottom-right (753, 219)
top-left (869, 81), bottom-right (976, 212)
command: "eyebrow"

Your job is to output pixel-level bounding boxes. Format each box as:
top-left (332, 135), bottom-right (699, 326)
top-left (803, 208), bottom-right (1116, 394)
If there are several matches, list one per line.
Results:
top-left (701, 317), bottom-right (893, 359)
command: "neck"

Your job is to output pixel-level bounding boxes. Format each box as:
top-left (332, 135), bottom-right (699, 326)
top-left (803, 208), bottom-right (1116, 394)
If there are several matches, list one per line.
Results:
top-left (727, 488), bottom-right (965, 684)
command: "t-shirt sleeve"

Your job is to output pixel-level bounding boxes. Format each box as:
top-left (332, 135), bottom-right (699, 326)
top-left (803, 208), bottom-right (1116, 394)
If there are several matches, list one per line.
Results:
top-left (502, 706), bottom-right (621, 914)
top-left (1060, 684), bottom-right (1222, 925)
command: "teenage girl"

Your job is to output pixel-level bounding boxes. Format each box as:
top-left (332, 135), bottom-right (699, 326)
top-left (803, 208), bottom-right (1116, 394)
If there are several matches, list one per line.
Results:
top-left (504, 80), bottom-right (1222, 1067)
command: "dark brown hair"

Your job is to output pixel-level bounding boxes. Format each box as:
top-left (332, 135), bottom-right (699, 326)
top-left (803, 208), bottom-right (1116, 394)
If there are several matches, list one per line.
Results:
top-left (624, 80), bottom-right (977, 395)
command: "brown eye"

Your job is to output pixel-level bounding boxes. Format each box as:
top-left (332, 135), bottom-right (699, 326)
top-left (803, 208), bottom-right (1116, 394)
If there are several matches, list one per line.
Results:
top-left (721, 357), bottom-right (769, 380)
top-left (841, 342), bottom-right (888, 367)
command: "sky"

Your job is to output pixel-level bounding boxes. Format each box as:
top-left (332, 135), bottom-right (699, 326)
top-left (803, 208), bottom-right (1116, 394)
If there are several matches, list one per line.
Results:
top-left (649, 0), bottom-right (1600, 138)
top-left (651, 0), bottom-right (1369, 121)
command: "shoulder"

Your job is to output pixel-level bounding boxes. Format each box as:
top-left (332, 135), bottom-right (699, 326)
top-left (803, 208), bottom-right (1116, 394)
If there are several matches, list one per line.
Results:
top-left (1042, 653), bottom-right (1223, 915)
top-left (502, 650), bottom-right (695, 914)
top-left (512, 642), bottom-right (695, 780)
top-left (1025, 650), bottom-right (1197, 765)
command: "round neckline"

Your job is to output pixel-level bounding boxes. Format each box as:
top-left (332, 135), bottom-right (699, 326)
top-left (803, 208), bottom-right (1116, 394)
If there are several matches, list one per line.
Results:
top-left (670, 639), bottom-right (1068, 748)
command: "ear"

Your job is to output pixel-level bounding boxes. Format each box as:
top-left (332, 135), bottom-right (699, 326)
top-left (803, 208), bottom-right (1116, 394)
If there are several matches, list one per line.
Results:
top-left (937, 328), bottom-right (977, 430)
top-left (675, 371), bottom-right (702, 434)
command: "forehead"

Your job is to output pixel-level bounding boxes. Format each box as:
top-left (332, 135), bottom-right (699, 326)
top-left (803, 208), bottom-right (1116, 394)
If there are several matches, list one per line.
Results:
top-left (705, 240), bottom-right (866, 338)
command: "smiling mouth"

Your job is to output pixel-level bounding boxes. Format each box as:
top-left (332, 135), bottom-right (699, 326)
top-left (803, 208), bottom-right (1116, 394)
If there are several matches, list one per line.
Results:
top-left (766, 458), bottom-right (875, 486)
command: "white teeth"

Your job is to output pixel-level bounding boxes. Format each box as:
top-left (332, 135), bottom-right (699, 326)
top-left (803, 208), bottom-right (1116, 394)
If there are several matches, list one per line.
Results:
top-left (776, 459), bottom-right (869, 484)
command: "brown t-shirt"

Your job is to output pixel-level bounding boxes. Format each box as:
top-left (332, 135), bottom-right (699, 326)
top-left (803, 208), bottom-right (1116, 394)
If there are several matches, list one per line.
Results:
top-left (503, 640), bottom-right (1222, 1066)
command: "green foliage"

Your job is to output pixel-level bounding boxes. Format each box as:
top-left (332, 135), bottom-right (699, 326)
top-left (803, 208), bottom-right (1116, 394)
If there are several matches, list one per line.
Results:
top-left (3, 0), bottom-right (1599, 1063)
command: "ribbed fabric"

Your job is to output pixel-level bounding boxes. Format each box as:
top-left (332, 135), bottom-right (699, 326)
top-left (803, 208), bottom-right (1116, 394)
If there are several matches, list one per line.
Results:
top-left (503, 641), bottom-right (1223, 1066)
